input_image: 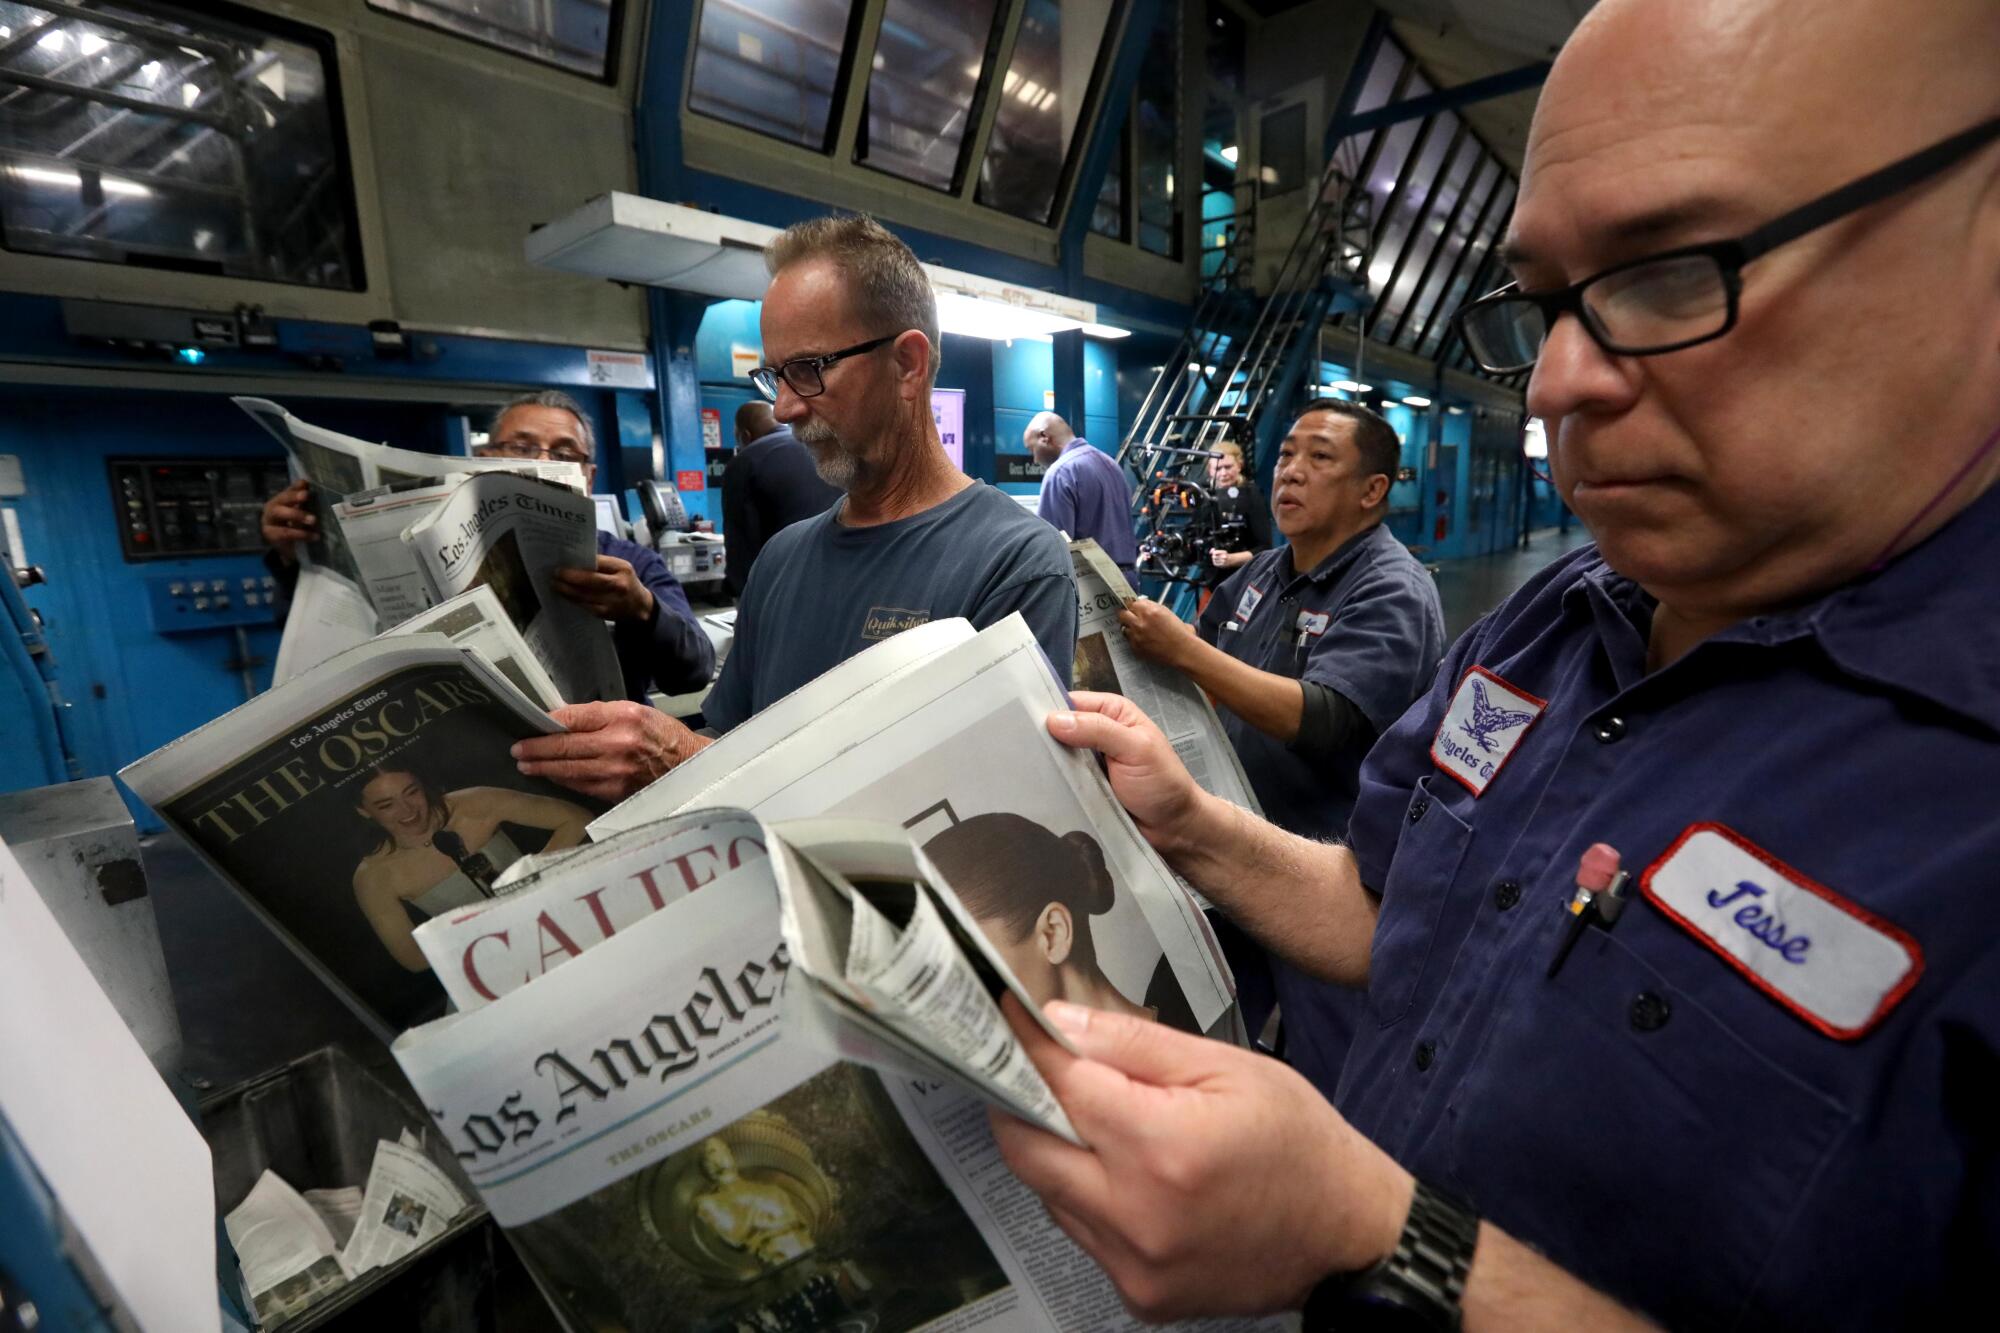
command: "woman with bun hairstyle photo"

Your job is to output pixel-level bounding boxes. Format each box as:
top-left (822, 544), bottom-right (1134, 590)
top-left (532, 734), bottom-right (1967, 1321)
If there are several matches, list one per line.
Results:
top-left (923, 812), bottom-right (1197, 1033)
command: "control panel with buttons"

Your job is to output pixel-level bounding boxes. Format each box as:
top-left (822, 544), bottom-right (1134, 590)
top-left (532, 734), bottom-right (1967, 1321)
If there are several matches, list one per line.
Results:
top-left (109, 457), bottom-right (291, 561)
top-left (145, 573), bottom-right (282, 633)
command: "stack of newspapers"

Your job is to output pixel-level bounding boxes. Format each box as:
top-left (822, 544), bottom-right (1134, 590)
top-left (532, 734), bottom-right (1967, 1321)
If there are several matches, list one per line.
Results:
top-left (124, 611), bottom-right (1283, 1332)
top-left (239, 398), bottom-right (622, 702)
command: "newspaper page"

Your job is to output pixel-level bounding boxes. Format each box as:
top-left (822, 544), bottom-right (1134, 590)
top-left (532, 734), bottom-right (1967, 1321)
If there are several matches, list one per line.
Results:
top-left (384, 585), bottom-right (566, 712)
top-left (411, 807), bottom-right (771, 1009)
top-left (391, 821), bottom-right (1286, 1333)
top-left (223, 1170), bottom-right (349, 1326)
top-left (596, 614), bottom-right (1237, 1040)
top-left (1071, 540), bottom-right (1263, 815)
top-left (234, 396), bottom-right (585, 683)
top-left (332, 479), bottom-right (466, 628)
top-left (591, 617), bottom-right (977, 836)
top-left (300, 1186), bottom-right (364, 1250)
top-left (402, 471), bottom-right (626, 705)
top-left (120, 635), bottom-right (608, 1039)
top-left (339, 1141), bottom-right (471, 1276)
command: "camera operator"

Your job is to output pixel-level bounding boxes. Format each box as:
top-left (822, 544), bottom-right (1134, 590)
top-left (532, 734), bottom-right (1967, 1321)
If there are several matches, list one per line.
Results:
top-left (1118, 399), bottom-right (1444, 1095)
top-left (1204, 438), bottom-right (1271, 580)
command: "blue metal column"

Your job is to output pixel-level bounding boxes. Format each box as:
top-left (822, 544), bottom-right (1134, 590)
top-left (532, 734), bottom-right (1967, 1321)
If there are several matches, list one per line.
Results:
top-left (648, 290), bottom-right (717, 520)
top-left (1051, 329), bottom-right (1086, 436)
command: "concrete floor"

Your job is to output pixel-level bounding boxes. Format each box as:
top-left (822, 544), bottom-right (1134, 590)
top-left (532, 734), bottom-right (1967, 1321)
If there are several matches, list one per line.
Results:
top-left (1433, 522), bottom-right (1596, 641)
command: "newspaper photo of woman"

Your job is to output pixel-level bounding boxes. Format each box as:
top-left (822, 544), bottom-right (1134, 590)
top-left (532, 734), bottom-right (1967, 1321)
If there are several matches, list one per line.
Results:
top-left (351, 763), bottom-right (592, 971)
top-left (923, 813), bottom-right (1198, 1032)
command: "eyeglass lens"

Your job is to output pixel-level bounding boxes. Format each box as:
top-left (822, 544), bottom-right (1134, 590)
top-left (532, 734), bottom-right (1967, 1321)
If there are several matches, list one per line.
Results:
top-left (1464, 252), bottom-right (1733, 371)
top-left (751, 359), bottom-right (827, 402)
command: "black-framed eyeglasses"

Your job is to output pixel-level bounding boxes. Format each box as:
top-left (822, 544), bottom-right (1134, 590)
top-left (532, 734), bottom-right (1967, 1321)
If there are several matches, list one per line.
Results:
top-left (481, 438), bottom-right (592, 466)
top-left (749, 334), bottom-right (898, 402)
top-left (1454, 114), bottom-right (2000, 374)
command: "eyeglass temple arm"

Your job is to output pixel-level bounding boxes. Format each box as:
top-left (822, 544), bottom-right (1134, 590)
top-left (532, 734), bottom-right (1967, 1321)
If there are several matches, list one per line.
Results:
top-left (1737, 114), bottom-right (2000, 262)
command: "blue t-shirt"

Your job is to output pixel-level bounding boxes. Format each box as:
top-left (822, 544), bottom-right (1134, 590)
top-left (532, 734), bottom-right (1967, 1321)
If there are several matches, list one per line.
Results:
top-left (1037, 439), bottom-right (1138, 573)
top-left (1336, 481), bottom-right (2000, 1329)
top-left (704, 481), bottom-right (1076, 732)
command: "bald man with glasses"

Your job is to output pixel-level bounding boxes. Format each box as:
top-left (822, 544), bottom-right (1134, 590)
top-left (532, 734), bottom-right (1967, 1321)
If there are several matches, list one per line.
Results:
top-left (977, 1), bottom-right (2000, 1329)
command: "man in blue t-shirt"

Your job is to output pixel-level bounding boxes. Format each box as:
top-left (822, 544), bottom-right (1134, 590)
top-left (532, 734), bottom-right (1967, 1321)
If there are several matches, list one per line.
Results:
top-left (1027, 411), bottom-right (1137, 577)
top-left (515, 215), bottom-right (1075, 800)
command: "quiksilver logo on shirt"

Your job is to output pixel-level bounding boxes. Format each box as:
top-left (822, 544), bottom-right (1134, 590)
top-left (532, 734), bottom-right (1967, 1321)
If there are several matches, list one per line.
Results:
top-left (861, 606), bottom-right (930, 640)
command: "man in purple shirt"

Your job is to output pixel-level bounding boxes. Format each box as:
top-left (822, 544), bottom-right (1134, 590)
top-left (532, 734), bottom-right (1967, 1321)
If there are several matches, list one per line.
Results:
top-left (1027, 412), bottom-right (1137, 576)
top-left (983, 0), bottom-right (2000, 1328)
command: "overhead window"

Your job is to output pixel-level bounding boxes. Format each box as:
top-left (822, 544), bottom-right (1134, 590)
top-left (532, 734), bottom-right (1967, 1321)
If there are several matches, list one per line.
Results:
top-left (858, 0), bottom-right (1003, 192)
top-left (367, 0), bottom-right (619, 81)
top-left (687, 0), bottom-right (857, 152)
top-left (976, 0), bottom-right (1115, 225)
top-left (0, 0), bottom-right (364, 290)
top-left (1133, 6), bottom-right (1178, 258)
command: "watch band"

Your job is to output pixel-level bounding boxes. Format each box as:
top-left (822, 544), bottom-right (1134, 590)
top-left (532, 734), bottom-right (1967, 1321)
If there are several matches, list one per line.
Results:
top-left (1301, 1179), bottom-right (1480, 1331)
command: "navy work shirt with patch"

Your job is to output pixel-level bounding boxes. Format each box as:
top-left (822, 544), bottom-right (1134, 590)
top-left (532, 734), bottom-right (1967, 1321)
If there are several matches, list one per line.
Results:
top-left (1194, 523), bottom-right (1444, 1097)
top-left (1336, 482), bottom-right (2000, 1329)
top-left (703, 481), bottom-right (1076, 732)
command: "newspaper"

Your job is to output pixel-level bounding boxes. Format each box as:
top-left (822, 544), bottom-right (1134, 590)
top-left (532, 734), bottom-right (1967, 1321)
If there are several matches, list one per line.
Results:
top-left (223, 1170), bottom-right (349, 1326)
top-left (120, 635), bottom-right (608, 1039)
top-left (402, 470), bottom-right (625, 705)
top-left (235, 396), bottom-right (584, 683)
top-left (1070, 539), bottom-right (1263, 815)
top-left (390, 810), bottom-right (1282, 1333)
top-left (331, 479), bottom-right (467, 628)
top-left (383, 585), bottom-right (565, 712)
top-left (594, 613), bottom-right (1237, 1039)
top-left (339, 1140), bottom-right (470, 1276)
top-left (299, 1186), bottom-right (363, 1250)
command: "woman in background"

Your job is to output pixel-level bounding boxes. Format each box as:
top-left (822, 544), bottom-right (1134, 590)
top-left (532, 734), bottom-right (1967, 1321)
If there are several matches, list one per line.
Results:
top-left (350, 762), bottom-right (590, 971)
top-left (923, 812), bottom-right (1197, 1032)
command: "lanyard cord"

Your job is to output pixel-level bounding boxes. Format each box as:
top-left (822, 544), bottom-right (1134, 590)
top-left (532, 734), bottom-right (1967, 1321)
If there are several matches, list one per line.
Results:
top-left (1866, 416), bottom-right (2000, 573)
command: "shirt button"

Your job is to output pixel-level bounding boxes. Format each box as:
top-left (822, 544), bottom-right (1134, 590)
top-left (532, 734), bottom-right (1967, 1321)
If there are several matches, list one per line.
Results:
top-left (1409, 797), bottom-right (1431, 824)
top-left (1593, 715), bottom-right (1628, 744)
top-left (1413, 1039), bottom-right (1436, 1071)
top-left (1493, 879), bottom-right (1521, 911)
top-left (1630, 992), bottom-right (1672, 1032)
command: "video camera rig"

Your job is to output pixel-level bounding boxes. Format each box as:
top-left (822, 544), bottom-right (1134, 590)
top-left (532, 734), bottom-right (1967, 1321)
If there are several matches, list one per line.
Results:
top-left (1131, 414), bottom-right (1254, 586)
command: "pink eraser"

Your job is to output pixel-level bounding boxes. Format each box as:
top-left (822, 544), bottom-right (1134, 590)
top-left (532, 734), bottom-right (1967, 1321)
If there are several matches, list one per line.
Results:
top-left (1577, 843), bottom-right (1622, 893)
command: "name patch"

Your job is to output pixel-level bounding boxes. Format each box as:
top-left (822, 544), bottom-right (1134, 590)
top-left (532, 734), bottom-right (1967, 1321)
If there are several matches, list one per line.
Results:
top-left (1233, 584), bottom-right (1265, 622)
top-left (1295, 610), bottom-right (1330, 637)
top-left (1430, 667), bottom-right (1545, 796)
top-left (1641, 823), bottom-right (1923, 1039)
top-left (860, 606), bottom-right (930, 640)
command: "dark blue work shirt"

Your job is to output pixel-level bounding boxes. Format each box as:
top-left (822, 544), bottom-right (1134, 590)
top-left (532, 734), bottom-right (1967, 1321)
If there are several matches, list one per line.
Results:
top-left (704, 482), bottom-right (1076, 733)
top-left (598, 529), bottom-right (713, 701)
top-left (1038, 438), bottom-right (1138, 575)
top-left (1195, 523), bottom-right (1444, 1098)
top-left (1338, 484), bottom-right (2000, 1329)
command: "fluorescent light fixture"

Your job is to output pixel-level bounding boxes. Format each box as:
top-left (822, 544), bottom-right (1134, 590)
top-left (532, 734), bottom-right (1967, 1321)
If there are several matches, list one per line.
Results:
top-left (37, 28), bottom-right (65, 51)
top-left (1219, 145), bottom-right (1238, 164)
top-left (1403, 395), bottom-right (1432, 408)
top-left (1523, 419), bottom-right (1549, 460)
top-left (80, 32), bottom-right (106, 56)
top-left (1446, 405), bottom-right (1466, 415)
top-left (182, 81), bottom-right (200, 106)
top-left (934, 291), bottom-right (1079, 343)
top-left (1332, 379), bottom-right (1373, 394)
top-left (8, 166), bottom-right (151, 198)
top-left (1081, 322), bottom-right (1131, 339)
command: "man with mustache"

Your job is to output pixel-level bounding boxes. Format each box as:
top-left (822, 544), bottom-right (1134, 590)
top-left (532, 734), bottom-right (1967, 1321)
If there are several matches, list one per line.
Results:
top-left (1118, 398), bottom-right (1444, 1093)
top-left (515, 215), bottom-right (1075, 800)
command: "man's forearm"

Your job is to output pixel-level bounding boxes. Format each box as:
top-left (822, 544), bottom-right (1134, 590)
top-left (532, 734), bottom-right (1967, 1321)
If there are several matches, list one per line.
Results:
top-left (1168, 795), bottom-right (1376, 986)
top-left (1461, 1225), bottom-right (1659, 1332)
top-left (1172, 636), bottom-right (1306, 742)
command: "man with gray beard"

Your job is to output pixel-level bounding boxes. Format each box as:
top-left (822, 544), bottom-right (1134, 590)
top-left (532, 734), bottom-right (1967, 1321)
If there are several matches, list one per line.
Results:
top-left (513, 214), bottom-right (1075, 801)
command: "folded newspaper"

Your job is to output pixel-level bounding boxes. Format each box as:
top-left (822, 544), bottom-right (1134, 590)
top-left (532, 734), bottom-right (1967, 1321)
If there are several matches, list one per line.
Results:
top-left (234, 397), bottom-right (609, 694)
top-left (1069, 539), bottom-right (1263, 815)
top-left (119, 634), bottom-right (608, 1038)
top-left (223, 1139), bottom-right (470, 1327)
top-left (391, 805), bottom-right (1282, 1333)
top-left (591, 613), bottom-right (1238, 1040)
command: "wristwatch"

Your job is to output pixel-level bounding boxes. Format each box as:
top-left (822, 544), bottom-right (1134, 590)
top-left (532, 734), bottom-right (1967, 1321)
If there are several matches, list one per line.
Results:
top-left (1300, 1179), bottom-right (1480, 1332)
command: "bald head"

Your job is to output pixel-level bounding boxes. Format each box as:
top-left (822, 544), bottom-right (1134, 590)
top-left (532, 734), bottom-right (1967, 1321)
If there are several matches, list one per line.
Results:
top-left (1505, 0), bottom-right (2000, 623)
top-left (735, 400), bottom-right (777, 445)
top-left (1024, 411), bottom-right (1073, 466)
